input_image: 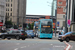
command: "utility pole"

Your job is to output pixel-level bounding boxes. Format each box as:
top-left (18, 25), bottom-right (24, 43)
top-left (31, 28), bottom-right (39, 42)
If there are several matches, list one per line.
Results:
top-left (65, 0), bottom-right (68, 33)
top-left (22, 0), bottom-right (24, 30)
top-left (55, 0), bottom-right (57, 37)
top-left (55, 9), bottom-right (57, 37)
top-left (17, 0), bottom-right (19, 28)
top-left (51, 1), bottom-right (54, 17)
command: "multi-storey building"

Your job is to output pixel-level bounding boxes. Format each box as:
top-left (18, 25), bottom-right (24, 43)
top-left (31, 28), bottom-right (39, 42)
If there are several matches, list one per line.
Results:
top-left (6, 0), bottom-right (26, 25)
top-left (0, 0), bottom-right (6, 25)
top-left (51, 0), bottom-right (57, 16)
top-left (67, 0), bottom-right (75, 31)
top-left (57, 0), bottom-right (66, 28)
top-left (26, 15), bottom-right (56, 24)
top-left (26, 15), bottom-right (56, 30)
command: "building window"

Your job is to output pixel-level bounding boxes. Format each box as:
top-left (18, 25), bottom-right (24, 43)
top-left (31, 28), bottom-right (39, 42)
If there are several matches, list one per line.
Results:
top-left (6, 8), bottom-right (7, 11)
top-left (58, 2), bottom-right (62, 4)
top-left (63, 15), bottom-right (65, 18)
top-left (6, 0), bottom-right (8, 2)
top-left (11, 0), bottom-right (12, 2)
top-left (10, 13), bottom-right (12, 16)
top-left (8, 8), bottom-right (9, 11)
top-left (8, 4), bottom-right (9, 7)
top-left (10, 18), bottom-right (12, 21)
top-left (63, 7), bottom-right (66, 12)
top-left (6, 13), bottom-right (7, 16)
top-left (11, 8), bottom-right (12, 11)
top-left (8, 0), bottom-right (9, 2)
top-left (6, 4), bottom-right (7, 6)
top-left (8, 13), bottom-right (9, 16)
top-left (11, 4), bottom-right (12, 7)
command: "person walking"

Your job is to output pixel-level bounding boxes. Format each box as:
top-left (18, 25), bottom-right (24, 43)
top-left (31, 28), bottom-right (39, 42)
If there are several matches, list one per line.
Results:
top-left (59, 31), bottom-right (62, 35)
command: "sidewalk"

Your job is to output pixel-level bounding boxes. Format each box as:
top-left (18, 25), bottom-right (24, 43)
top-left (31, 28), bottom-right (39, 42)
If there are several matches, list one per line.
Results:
top-left (52, 33), bottom-right (59, 40)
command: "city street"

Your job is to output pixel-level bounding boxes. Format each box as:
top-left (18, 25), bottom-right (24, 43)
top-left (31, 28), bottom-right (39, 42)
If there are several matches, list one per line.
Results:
top-left (0, 36), bottom-right (72, 50)
top-left (0, 0), bottom-right (75, 50)
top-left (68, 41), bottom-right (75, 50)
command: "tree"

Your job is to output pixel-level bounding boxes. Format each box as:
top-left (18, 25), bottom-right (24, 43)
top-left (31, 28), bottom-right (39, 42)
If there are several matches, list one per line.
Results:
top-left (31, 22), bottom-right (34, 29)
top-left (5, 21), bottom-right (13, 28)
top-left (13, 24), bottom-right (18, 29)
top-left (28, 23), bottom-right (31, 30)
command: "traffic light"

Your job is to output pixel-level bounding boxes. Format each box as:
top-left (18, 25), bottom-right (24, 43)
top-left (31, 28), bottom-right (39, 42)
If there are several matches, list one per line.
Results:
top-left (23, 23), bottom-right (27, 28)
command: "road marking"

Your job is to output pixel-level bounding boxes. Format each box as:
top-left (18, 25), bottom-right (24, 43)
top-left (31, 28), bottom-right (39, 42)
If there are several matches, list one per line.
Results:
top-left (64, 42), bottom-right (72, 50)
top-left (14, 48), bottom-right (18, 50)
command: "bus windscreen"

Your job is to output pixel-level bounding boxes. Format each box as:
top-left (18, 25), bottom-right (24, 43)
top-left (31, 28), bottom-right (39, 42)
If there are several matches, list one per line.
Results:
top-left (41, 21), bottom-right (52, 33)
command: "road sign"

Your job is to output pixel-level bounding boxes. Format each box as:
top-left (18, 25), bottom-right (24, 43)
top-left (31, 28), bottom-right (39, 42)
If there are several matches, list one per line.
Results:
top-left (67, 20), bottom-right (70, 27)
top-left (0, 22), bottom-right (3, 26)
top-left (57, 22), bottom-right (59, 27)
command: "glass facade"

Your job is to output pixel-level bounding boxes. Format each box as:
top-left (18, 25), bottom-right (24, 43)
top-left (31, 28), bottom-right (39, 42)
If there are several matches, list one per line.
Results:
top-left (51, 0), bottom-right (56, 16)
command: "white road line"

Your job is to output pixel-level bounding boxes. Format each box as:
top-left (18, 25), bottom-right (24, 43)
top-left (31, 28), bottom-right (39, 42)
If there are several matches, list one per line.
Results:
top-left (14, 48), bottom-right (18, 50)
top-left (64, 42), bottom-right (71, 50)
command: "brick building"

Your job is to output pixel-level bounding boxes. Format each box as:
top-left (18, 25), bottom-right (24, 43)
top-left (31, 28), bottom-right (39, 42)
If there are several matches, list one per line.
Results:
top-left (26, 15), bottom-right (56, 24)
top-left (57, 0), bottom-right (66, 28)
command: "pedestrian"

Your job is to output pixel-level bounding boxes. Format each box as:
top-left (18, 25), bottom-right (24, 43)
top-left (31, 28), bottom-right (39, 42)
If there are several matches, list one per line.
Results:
top-left (59, 31), bottom-right (61, 35)
top-left (61, 30), bottom-right (63, 35)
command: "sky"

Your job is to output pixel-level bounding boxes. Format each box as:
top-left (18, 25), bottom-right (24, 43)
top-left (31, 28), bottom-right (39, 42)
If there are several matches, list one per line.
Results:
top-left (26, 0), bottom-right (53, 15)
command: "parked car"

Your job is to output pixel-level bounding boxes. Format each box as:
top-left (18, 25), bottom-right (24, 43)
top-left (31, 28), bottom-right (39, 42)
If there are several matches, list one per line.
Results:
top-left (0, 32), bottom-right (7, 38)
top-left (25, 30), bottom-right (34, 39)
top-left (0, 30), bottom-right (27, 40)
top-left (58, 32), bottom-right (75, 42)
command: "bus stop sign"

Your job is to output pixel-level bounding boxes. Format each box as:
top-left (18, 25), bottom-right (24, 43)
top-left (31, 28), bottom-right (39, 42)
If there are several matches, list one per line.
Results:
top-left (0, 22), bottom-right (3, 26)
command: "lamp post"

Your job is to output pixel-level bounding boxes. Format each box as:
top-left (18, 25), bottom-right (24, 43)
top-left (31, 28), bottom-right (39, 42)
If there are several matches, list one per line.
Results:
top-left (65, 0), bottom-right (68, 33)
top-left (47, 0), bottom-right (57, 37)
top-left (55, 0), bottom-right (57, 37)
top-left (17, 0), bottom-right (19, 28)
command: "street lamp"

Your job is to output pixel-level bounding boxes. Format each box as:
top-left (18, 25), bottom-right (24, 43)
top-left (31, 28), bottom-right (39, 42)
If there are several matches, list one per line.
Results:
top-left (47, 0), bottom-right (57, 37)
top-left (65, 0), bottom-right (68, 33)
top-left (17, 0), bottom-right (19, 28)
